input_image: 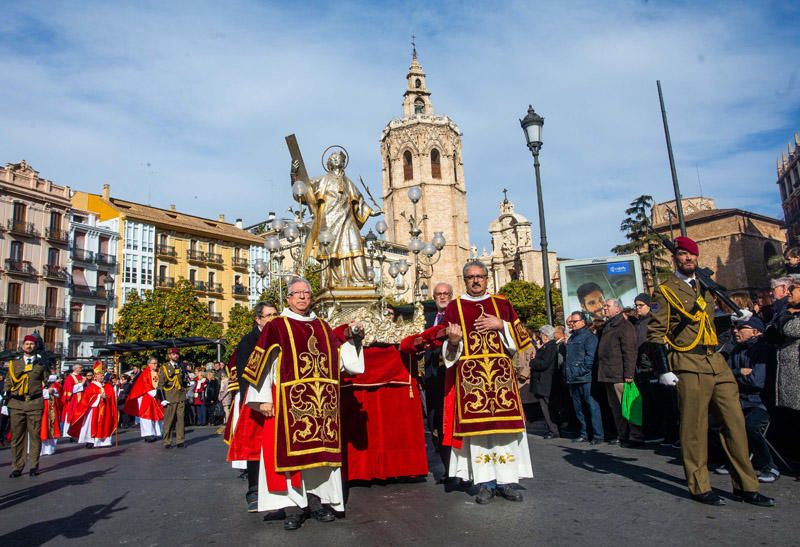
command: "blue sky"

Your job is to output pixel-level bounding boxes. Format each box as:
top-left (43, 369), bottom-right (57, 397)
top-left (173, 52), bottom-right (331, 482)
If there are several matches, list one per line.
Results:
top-left (1, 1), bottom-right (798, 259)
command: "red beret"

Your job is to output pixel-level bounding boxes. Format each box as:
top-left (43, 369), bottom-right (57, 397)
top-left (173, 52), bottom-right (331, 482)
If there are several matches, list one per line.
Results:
top-left (674, 236), bottom-right (699, 256)
top-left (168, 348), bottom-right (180, 355)
top-left (23, 334), bottom-right (37, 343)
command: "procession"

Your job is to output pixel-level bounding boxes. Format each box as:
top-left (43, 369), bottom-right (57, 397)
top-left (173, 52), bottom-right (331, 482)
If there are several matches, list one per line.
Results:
top-left (2, 2), bottom-right (800, 545)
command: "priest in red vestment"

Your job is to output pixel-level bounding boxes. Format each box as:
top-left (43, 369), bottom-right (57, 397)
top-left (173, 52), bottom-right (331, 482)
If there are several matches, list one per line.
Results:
top-left (123, 357), bottom-right (164, 442)
top-left (441, 260), bottom-right (534, 505)
top-left (60, 365), bottom-right (85, 437)
top-left (40, 375), bottom-right (62, 456)
top-left (68, 362), bottom-right (118, 448)
top-left (241, 277), bottom-right (364, 531)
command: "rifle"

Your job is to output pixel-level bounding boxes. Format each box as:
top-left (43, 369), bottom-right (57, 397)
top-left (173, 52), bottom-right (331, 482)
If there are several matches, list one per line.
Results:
top-left (647, 222), bottom-right (744, 318)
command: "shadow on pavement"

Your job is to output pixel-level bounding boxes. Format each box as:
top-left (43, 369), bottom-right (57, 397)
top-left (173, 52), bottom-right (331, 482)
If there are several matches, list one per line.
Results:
top-left (0, 493), bottom-right (127, 547)
top-left (560, 446), bottom-right (689, 499)
top-left (46, 449), bottom-right (125, 473)
top-left (0, 467), bottom-right (117, 511)
top-left (182, 433), bottom-right (219, 447)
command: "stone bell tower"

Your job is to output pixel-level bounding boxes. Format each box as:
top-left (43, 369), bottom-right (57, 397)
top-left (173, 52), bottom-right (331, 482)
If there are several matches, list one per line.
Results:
top-left (379, 49), bottom-right (471, 292)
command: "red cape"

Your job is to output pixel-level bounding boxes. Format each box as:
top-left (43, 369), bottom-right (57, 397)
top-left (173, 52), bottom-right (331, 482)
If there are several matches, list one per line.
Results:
top-left (123, 370), bottom-right (164, 421)
top-left (61, 373), bottom-right (85, 425)
top-left (68, 382), bottom-right (118, 439)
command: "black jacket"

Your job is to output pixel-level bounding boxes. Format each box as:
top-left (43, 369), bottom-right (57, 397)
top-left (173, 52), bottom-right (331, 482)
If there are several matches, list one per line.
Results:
top-left (727, 336), bottom-right (774, 410)
top-left (234, 325), bottom-right (262, 385)
top-left (529, 340), bottom-right (558, 397)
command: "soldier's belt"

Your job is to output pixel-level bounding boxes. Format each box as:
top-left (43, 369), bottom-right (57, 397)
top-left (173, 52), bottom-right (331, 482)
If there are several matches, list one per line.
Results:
top-left (12, 393), bottom-right (42, 402)
top-left (675, 345), bottom-right (716, 356)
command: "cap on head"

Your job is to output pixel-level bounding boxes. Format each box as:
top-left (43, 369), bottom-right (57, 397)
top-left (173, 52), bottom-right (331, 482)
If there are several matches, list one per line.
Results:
top-left (169, 348), bottom-right (180, 357)
top-left (23, 334), bottom-right (37, 344)
top-left (634, 293), bottom-right (651, 306)
top-left (674, 236), bottom-right (699, 256)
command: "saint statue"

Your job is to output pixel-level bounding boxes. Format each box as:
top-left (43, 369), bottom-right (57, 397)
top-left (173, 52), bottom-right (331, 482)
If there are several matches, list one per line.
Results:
top-left (291, 149), bottom-right (379, 289)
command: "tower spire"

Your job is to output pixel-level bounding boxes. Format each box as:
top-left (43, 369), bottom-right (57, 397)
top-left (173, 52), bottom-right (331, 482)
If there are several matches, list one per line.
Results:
top-left (402, 45), bottom-right (433, 117)
top-left (412, 34), bottom-right (417, 59)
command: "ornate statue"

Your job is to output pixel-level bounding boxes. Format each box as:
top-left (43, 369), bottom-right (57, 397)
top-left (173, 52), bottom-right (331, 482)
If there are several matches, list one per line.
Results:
top-left (291, 147), bottom-right (379, 289)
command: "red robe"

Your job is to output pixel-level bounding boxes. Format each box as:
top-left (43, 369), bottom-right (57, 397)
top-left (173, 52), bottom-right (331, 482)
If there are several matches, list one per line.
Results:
top-left (441, 294), bottom-right (532, 449)
top-left (61, 373), bottom-right (85, 426)
top-left (123, 370), bottom-right (164, 421)
top-left (241, 315), bottom-right (343, 491)
top-left (41, 382), bottom-right (62, 441)
top-left (226, 349), bottom-right (267, 462)
top-left (68, 382), bottom-right (118, 439)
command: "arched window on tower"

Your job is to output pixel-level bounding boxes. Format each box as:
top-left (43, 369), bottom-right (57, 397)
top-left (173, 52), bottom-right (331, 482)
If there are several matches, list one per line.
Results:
top-left (414, 97), bottom-right (425, 114)
top-left (430, 148), bottom-right (441, 179)
top-left (386, 155), bottom-right (393, 188)
top-left (453, 151), bottom-right (459, 183)
top-left (403, 151), bottom-right (413, 181)
top-left (415, 78), bottom-right (421, 89)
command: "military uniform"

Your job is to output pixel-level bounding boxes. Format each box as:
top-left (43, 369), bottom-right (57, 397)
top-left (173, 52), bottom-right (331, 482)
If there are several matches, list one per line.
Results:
top-left (4, 355), bottom-right (46, 474)
top-left (159, 360), bottom-right (187, 447)
top-left (648, 273), bottom-right (759, 496)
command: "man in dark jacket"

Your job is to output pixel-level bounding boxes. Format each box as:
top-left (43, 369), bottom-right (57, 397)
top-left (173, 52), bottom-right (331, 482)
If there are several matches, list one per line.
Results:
top-left (597, 298), bottom-right (642, 447)
top-left (725, 315), bottom-right (779, 483)
top-left (529, 325), bottom-right (560, 439)
top-left (564, 311), bottom-right (604, 444)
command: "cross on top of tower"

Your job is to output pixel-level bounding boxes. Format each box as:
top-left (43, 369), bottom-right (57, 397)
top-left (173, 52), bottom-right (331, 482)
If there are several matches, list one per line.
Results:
top-left (503, 188), bottom-right (509, 203)
top-left (412, 34), bottom-right (417, 59)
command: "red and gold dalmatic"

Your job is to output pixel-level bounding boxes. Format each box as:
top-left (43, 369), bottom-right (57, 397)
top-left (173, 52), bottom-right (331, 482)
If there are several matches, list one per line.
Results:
top-left (242, 315), bottom-right (342, 473)
top-left (442, 295), bottom-right (532, 446)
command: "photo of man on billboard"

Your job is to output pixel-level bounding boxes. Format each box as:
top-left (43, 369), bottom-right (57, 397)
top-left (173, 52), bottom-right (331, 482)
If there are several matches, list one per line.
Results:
top-left (559, 256), bottom-right (644, 324)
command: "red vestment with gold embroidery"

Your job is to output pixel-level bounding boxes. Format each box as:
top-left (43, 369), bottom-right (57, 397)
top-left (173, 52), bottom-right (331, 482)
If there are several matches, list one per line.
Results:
top-left (442, 295), bottom-right (532, 447)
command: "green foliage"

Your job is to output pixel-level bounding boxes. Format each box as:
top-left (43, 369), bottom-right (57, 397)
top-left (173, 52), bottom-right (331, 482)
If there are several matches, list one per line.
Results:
top-left (113, 279), bottom-right (223, 363)
top-left (611, 194), bottom-right (672, 289)
top-left (223, 304), bottom-right (254, 361)
top-left (498, 280), bottom-right (563, 329)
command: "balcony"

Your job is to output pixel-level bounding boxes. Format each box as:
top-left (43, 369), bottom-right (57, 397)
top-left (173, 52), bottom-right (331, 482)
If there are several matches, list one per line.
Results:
top-left (71, 248), bottom-right (94, 263)
top-left (1, 302), bottom-right (45, 319)
top-left (187, 249), bottom-right (205, 263)
top-left (7, 219), bottom-right (39, 237)
top-left (45, 227), bottom-right (69, 244)
top-left (209, 312), bottom-right (223, 322)
top-left (232, 284), bottom-right (248, 298)
top-left (232, 256), bottom-right (249, 270)
top-left (71, 285), bottom-right (110, 300)
top-left (45, 307), bottom-right (67, 321)
top-left (190, 280), bottom-right (206, 292)
top-left (43, 264), bottom-right (68, 282)
top-left (95, 253), bottom-right (117, 267)
top-left (206, 252), bottom-right (224, 267)
top-left (155, 277), bottom-right (175, 289)
top-left (68, 322), bottom-right (107, 336)
top-left (156, 245), bottom-right (178, 259)
top-left (206, 282), bottom-right (223, 294)
top-left (5, 259), bottom-right (37, 276)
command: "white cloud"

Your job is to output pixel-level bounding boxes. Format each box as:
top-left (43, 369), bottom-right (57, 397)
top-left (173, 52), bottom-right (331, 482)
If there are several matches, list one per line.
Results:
top-left (0, 0), bottom-right (797, 259)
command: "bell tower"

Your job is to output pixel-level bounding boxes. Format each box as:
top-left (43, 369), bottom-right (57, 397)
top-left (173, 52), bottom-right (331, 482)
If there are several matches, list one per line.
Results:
top-left (380, 50), bottom-right (471, 291)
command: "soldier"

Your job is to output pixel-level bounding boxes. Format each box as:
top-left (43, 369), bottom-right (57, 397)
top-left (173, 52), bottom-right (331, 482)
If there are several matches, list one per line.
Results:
top-left (648, 237), bottom-right (774, 507)
top-left (159, 348), bottom-right (188, 448)
top-left (4, 335), bottom-right (47, 477)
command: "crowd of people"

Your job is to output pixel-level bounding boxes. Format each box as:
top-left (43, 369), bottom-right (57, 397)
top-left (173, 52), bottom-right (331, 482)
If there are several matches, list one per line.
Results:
top-left (2, 238), bottom-right (796, 527)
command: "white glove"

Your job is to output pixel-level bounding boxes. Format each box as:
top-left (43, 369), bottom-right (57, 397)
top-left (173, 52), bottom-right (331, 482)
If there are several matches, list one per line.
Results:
top-left (73, 383), bottom-right (84, 394)
top-left (43, 390), bottom-right (50, 400)
top-left (147, 389), bottom-right (157, 397)
top-left (659, 372), bottom-right (680, 386)
top-left (732, 308), bottom-right (753, 323)
top-left (161, 400), bottom-right (169, 407)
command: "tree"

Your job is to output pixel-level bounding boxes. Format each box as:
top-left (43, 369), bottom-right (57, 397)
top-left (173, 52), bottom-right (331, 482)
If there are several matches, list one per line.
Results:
top-left (498, 280), bottom-right (563, 329)
top-left (611, 194), bottom-right (672, 290)
top-left (223, 304), bottom-right (254, 361)
top-left (113, 279), bottom-right (223, 363)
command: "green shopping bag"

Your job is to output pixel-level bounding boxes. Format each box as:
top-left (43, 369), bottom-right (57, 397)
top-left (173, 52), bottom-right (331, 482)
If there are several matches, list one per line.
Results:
top-left (621, 381), bottom-right (642, 427)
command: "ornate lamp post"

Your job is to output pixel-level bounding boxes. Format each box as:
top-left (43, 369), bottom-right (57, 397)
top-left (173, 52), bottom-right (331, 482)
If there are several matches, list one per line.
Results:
top-left (401, 186), bottom-right (446, 302)
top-left (520, 105), bottom-right (553, 325)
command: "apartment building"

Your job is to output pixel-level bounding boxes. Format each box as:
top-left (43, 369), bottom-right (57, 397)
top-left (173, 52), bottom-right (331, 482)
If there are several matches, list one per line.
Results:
top-left (0, 161), bottom-right (70, 355)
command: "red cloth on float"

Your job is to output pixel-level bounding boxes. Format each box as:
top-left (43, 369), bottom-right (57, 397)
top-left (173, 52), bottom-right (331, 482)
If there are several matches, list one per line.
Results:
top-left (41, 382), bottom-right (62, 441)
top-left (123, 369), bottom-right (164, 421)
top-left (441, 295), bottom-right (532, 450)
top-left (68, 382), bottom-right (118, 439)
top-left (227, 403), bottom-right (266, 461)
top-left (340, 345), bottom-right (428, 481)
top-left (61, 373), bottom-right (84, 426)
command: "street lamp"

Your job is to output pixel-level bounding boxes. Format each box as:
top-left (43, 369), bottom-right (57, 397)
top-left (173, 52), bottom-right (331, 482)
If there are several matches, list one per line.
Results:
top-left (103, 275), bottom-right (114, 345)
top-left (520, 104), bottom-right (553, 325)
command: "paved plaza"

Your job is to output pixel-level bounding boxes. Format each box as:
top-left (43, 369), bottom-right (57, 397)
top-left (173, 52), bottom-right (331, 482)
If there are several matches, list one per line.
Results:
top-left (1, 424), bottom-right (797, 547)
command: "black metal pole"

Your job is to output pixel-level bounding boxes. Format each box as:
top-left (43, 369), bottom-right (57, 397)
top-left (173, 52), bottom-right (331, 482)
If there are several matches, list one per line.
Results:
top-left (531, 147), bottom-right (553, 325)
top-left (657, 80), bottom-right (687, 237)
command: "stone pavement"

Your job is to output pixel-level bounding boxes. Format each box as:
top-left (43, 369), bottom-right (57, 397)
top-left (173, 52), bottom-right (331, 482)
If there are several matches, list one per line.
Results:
top-left (0, 424), bottom-right (797, 546)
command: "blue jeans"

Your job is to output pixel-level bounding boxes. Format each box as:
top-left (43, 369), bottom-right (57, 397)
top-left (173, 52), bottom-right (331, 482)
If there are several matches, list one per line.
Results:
top-left (569, 383), bottom-right (604, 440)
